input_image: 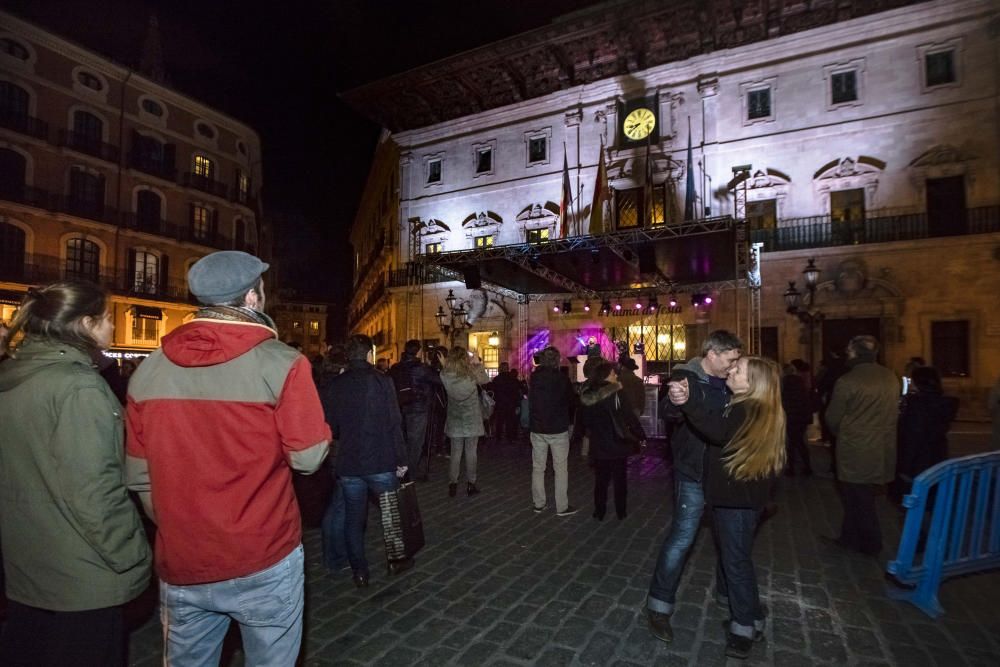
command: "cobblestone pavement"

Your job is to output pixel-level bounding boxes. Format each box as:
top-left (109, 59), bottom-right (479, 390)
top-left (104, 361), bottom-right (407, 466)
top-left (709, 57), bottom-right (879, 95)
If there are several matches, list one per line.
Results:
top-left (127, 437), bottom-right (1000, 666)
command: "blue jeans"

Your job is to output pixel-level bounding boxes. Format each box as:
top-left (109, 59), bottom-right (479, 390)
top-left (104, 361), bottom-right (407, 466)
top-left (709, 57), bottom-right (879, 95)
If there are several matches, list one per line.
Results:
top-left (715, 507), bottom-right (765, 638)
top-left (340, 472), bottom-right (399, 576)
top-left (320, 478), bottom-right (348, 570)
top-left (647, 477), bottom-right (705, 614)
top-left (402, 411), bottom-right (429, 473)
top-left (160, 545), bottom-right (304, 666)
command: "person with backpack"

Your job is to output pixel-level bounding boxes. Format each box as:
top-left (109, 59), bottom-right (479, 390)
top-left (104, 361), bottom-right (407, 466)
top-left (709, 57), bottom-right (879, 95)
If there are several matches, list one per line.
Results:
top-left (389, 339), bottom-right (442, 481)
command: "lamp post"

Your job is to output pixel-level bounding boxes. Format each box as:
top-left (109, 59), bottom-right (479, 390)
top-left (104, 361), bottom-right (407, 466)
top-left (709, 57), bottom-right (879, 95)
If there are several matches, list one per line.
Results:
top-left (435, 289), bottom-right (471, 347)
top-left (783, 257), bottom-right (824, 373)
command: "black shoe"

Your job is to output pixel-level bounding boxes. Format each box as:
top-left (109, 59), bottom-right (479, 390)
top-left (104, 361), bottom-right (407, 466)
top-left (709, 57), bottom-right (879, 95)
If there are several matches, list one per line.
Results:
top-left (448, 483), bottom-right (457, 497)
top-left (353, 572), bottom-right (370, 588)
top-left (647, 610), bottom-right (673, 642)
top-left (467, 482), bottom-right (480, 496)
top-left (388, 558), bottom-right (414, 575)
top-left (724, 632), bottom-right (753, 659)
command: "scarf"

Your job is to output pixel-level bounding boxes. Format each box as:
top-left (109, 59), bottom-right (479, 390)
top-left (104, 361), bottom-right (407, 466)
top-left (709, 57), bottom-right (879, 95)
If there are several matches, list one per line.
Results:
top-left (194, 305), bottom-right (278, 332)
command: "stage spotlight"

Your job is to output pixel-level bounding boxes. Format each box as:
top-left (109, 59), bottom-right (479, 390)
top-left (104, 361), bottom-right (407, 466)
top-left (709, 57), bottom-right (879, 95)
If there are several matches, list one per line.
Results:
top-left (562, 300), bottom-right (572, 314)
top-left (552, 302), bottom-right (561, 313)
top-left (600, 299), bottom-right (611, 314)
top-left (648, 296), bottom-right (659, 312)
top-left (635, 301), bottom-right (643, 310)
top-left (614, 302), bottom-right (622, 312)
top-left (583, 302), bottom-right (592, 312)
top-left (704, 295), bottom-right (713, 305)
top-left (668, 293), bottom-right (678, 308)
top-left (691, 293), bottom-right (713, 307)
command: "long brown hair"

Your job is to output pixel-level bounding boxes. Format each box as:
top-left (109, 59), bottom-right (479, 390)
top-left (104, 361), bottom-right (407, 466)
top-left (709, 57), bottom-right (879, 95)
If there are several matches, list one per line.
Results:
top-left (443, 345), bottom-right (475, 379)
top-left (4, 281), bottom-right (108, 355)
top-left (723, 356), bottom-right (786, 481)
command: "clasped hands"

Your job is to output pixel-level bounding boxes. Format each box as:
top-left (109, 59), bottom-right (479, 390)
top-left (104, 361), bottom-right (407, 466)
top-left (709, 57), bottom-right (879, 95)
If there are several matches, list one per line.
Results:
top-left (667, 377), bottom-right (689, 406)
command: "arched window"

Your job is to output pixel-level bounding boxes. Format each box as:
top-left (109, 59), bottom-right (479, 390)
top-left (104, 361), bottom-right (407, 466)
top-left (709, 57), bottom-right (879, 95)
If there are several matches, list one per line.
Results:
top-left (69, 167), bottom-right (105, 215)
top-left (73, 109), bottom-right (103, 142)
top-left (0, 38), bottom-right (29, 61)
top-left (141, 98), bottom-right (164, 117)
top-left (136, 190), bottom-right (163, 231)
top-left (65, 238), bottom-right (100, 282)
top-left (0, 148), bottom-right (26, 198)
top-left (0, 81), bottom-right (29, 117)
top-left (193, 154), bottom-right (214, 180)
top-left (0, 221), bottom-right (26, 282)
top-left (129, 249), bottom-right (159, 294)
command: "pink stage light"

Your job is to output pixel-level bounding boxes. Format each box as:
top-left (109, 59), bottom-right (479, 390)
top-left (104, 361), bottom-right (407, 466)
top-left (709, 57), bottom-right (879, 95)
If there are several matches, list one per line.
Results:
top-left (704, 296), bottom-right (713, 305)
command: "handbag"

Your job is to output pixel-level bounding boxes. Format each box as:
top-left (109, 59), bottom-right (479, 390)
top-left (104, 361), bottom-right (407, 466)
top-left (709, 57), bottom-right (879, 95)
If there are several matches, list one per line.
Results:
top-left (379, 482), bottom-right (425, 564)
top-left (478, 386), bottom-right (496, 420)
top-left (612, 394), bottom-right (644, 454)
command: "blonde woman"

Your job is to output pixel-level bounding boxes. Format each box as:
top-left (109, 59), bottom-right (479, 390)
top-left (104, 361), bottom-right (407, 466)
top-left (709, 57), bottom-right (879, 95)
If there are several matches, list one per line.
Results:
top-left (441, 346), bottom-right (490, 496)
top-left (667, 356), bottom-right (785, 660)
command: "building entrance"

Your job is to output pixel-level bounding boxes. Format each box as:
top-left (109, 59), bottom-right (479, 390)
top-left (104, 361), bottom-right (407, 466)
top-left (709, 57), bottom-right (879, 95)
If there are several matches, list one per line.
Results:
top-left (821, 317), bottom-right (881, 363)
top-left (926, 175), bottom-right (966, 236)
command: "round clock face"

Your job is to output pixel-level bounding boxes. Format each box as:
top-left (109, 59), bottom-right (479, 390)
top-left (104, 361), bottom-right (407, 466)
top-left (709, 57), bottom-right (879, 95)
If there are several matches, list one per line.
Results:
top-left (623, 107), bottom-right (656, 141)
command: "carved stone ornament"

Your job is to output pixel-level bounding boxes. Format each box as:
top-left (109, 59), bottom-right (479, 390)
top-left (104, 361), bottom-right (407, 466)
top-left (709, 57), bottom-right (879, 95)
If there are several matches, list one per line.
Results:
top-left (833, 258), bottom-right (867, 297)
top-left (416, 218), bottom-right (450, 237)
top-left (516, 203), bottom-right (559, 226)
top-left (462, 211), bottom-right (503, 229)
top-left (909, 144), bottom-right (974, 168)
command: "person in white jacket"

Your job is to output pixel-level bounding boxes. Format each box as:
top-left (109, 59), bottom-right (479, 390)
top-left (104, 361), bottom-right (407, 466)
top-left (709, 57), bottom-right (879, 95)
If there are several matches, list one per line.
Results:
top-left (441, 346), bottom-right (490, 497)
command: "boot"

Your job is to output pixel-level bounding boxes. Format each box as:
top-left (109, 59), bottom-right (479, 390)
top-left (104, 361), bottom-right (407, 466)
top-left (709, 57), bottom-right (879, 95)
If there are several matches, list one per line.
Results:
top-left (467, 482), bottom-right (480, 496)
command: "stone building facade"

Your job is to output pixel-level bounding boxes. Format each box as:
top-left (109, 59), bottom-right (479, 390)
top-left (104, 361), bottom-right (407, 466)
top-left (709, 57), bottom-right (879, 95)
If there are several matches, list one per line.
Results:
top-left (273, 301), bottom-right (329, 357)
top-left (347, 0), bottom-right (999, 416)
top-left (0, 10), bottom-right (264, 360)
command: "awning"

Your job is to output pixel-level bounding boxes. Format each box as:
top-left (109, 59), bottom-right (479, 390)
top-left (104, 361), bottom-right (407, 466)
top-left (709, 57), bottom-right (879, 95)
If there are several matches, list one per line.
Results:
top-left (416, 217), bottom-right (745, 297)
top-left (132, 305), bottom-right (163, 320)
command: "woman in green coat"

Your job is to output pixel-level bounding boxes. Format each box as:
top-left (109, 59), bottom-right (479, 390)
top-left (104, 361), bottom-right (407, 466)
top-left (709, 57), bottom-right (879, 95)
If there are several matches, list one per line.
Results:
top-left (0, 282), bottom-right (151, 667)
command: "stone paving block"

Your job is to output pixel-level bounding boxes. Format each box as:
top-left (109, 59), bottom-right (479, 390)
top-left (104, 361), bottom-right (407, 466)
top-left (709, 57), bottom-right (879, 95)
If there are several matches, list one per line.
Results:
top-left (604, 606), bottom-right (636, 633)
top-left (487, 587), bottom-right (525, 609)
top-left (888, 642), bottom-right (935, 666)
top-left (456, 641), bottom-right (502, 665)
top-left (579, 631), bottom-right (619, 666)
top-left (771, 618), bottom-right (807, 649)
top-left (376, 646), bottom-right (422, 667)
top-left (769, 595), bottom-right (802, 619)
top-left (577, 593), bottom-right (615, 620)
top-left (671, 603), bottom-right (703, 630)
top-left (833, 600), bottom-right (870, 627)
top-left (557, 581), bottom-right (591, 602)
top-left (844, 626), bottom-right (884, 658)
top-left (552, 615), bottom-right (595, 646)
top-left (798, 584), bottom-right (830, 608)
top-left (808, 629), bottom-right (848, 662)
top-left (772, 650), bottom-right (816, 666)
top-left (408, 617), bottom-right (455, 648)
top-left (534, 599), bottom-right (576, 627)
top-left (505, 626), bottom-right (552, 660)
top-left (503, 603), bottom-right (538, 623)
top-left (466, 606), bottom-right (503, 629)
top-left (536, 646), bottom-right (576, 666)
top-left (804, 607), bottom-right (834, 631)
top-left (414, 646), bottom-right (459, 666)
top-left (441, 624), bottom-right (483, 650)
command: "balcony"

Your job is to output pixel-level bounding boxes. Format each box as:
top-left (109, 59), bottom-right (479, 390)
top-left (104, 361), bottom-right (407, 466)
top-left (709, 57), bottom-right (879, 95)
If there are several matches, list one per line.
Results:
top-left (0, 183), bottom-right (53, 209)
top-left (129, 154), bottom-right (177, 182)
top-left (58, 130), bottom-right (120, 163)
top-left (52, 195), bottom-right (119, 225)
top-left (0, 109), bottom-right (48, 141)
top-left (121, 212), bottom-right (228, 250)
top-left (751, 205), bottom-right (1000, 252)
top-left (182, 172), bottom-right (229, 199)
top-left (386, 262), bottom-right (452, 288)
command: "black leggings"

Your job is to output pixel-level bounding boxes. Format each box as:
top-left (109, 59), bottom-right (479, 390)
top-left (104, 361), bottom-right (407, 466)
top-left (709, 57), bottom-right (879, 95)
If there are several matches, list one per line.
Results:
top-left (593, 457), bottom-right (628, 518)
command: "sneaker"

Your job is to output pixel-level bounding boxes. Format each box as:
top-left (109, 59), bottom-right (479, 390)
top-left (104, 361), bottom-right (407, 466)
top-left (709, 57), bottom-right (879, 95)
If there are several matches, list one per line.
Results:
top-left (533, 504), bottom-right (548, 513)
top-left (646, 609), bottom-right (673, 642)
top-left (556, 506), bottom-right (579, 517)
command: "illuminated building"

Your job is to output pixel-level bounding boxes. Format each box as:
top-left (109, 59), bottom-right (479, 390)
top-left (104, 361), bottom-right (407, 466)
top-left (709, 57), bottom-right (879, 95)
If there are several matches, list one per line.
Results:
top-left (0, 11), bottom-right (265, 361)
top-left (345, 0), bottom-right (998, 415)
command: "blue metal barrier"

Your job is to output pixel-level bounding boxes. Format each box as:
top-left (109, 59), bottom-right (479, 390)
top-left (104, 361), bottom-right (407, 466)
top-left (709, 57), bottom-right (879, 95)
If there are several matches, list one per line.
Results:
top-left (886, 451), bottom-right (1000, 618)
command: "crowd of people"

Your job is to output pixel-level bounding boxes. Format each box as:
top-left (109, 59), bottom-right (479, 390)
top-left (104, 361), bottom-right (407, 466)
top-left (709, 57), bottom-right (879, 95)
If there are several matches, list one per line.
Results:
top-left (0, 249), bottom-right (995, 664)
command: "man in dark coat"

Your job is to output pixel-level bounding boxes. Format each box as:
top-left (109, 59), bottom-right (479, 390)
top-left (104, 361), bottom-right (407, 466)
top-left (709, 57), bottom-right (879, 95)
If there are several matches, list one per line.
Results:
top-left (823, 335), bottom-right (899, 556)
top-left (782, 360), bottom-right (814, 476)
top-left (646, 330), bottom-right (743, 643)
top-left (490, 362), bottom-right (524, 443)
top-left (319, 334), bottom-right (408, 586)
top-left (528, 346), bottom-right (578, 516)
top-left (389, 339), bottom-right (442, 480)
top-left (617, 356), bottom-right (646, 417)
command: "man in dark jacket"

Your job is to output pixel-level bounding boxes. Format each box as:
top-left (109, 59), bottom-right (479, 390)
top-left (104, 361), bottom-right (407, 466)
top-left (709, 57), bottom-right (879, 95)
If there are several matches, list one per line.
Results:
top-left (618, 356), bottom-right (646, 416)
top-left (320, 334), bottom-right (408, 586)
top-left (529, 346), bottom-right (578, 516)
top-left (491, 363), bottom-right (524, 443)
top-left (389, 339), bottom-right (442, 480)
top-left (646, 330), bottom-right (742, 642)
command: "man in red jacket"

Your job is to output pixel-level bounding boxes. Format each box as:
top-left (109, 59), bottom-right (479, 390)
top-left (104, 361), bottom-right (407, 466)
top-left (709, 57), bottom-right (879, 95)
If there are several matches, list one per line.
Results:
top-left (126, 251), bottom-right (330, 665)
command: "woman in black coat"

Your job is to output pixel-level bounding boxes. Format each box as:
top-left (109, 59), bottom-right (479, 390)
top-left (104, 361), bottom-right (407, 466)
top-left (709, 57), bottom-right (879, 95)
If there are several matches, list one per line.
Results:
top-left (667, 356), bottom-right (785, 660)
top-left (894, 366), bottom-right (958, 500)
top-left (579, 359), bottom-right (645, 520)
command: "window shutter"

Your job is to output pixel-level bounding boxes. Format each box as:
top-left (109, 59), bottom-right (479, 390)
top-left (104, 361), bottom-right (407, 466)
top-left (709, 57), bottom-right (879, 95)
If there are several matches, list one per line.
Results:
top-left (164, 143), bottom-right (176, 171)
top-left (159, 253), bottom-right (169, 296)
top-left (187, 204), bottom-right (196, 242)
top-left (126, 248), bottom-right (136, 292)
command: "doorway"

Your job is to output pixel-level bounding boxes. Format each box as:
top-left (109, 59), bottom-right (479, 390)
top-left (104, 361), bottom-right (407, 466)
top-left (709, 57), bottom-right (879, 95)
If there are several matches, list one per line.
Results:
top-left (821, 318), bottom-right (881, 363)
top-left (926, 175), bottom-right (966, 237)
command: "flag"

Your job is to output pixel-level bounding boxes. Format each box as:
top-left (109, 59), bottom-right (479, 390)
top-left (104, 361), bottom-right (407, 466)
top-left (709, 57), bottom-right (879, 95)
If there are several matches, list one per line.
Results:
top-left (589, 142), bottom-right (608, 235)
top-left (559, 147), bottom-right (572, 238)
top-left (644, 137), bottom-right (654, 226)
top-left (684, 117), bottom-right (696, 221)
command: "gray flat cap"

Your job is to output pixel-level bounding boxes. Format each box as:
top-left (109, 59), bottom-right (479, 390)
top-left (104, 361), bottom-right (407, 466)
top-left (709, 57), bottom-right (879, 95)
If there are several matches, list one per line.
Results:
top-left (188, 251), bottom-right (269, 305)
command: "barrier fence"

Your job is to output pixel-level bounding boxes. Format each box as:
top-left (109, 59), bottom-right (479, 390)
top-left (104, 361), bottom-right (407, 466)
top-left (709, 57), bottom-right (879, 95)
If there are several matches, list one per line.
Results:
top-left (886, 451), bottom-right (1000, 618)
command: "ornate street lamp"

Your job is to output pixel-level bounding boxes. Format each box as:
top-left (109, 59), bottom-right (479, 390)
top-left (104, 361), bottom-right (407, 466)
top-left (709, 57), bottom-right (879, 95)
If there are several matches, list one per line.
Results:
top-left (784, 257), bottom-right (825, 373)
top-left (437, 289), bottom-right (471, 346)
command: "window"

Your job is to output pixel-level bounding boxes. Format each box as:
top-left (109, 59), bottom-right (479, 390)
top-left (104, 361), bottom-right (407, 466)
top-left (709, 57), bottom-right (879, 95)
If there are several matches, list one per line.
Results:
top-left (474, 235), bottom-right (495, 248)
top-left (309, 321), bottom-right (320, 333)
top-left (748, 199), bottom-right (777, 230)
top-left (831, 71), bottom-right (857, 104)
top-left (0, 221), bottom-right (27, 282)
top-left (237, 169), bottom-right (249, 203)
top-left (529, 136), bottom-right (547, 163)
top-left (191, 205), bottom-right (210, 240)
top-left (293, 320), bottom-right (302, 330)
top-left (134, 133), bottom-right (164, 164)
top-left (427, 159), bottom-right (441, 184)
top-left (65, 238), bottom-right (100, 282)
top-left (195, 122), bottom-right (216, 139)
top-left (747, 88), bottom-right (771, 120)
top-left (73, 110), bottom-right (102, 141)
top-left (237, 140), bottom-right (247, 156)
top-left (616, 189), bottom-right (639, 228)
top-left (925, 50), bottom-right (955, 87)
top-left (931, 320), bottom-right (969, 377)
top-left (132, 314), bottom-right (159, 343)
top-left (0, 148), bottom-right (26, 198)
top-left (141, 98), bottom-right (164, 117)
top-left (0, 38), bottom-right (29, 60)
top-left (476, 148), bottom-right (492, 174)
top-left (69, 168), bottom-right (104, 210)
top-left (526, 228), bottom-right (550, 244)
top-left (0, 81), bottom-right (29, 117)
top-left (132, 251), bottom-right (159, 294)
top-left (194, 155), bottom-right (214, 179)
top-left (425, 242), bottom-right (441, 254)
top-left (136, 190), bottom-right (162, 229)
top-left (77, 71), bottom-right (103, 91)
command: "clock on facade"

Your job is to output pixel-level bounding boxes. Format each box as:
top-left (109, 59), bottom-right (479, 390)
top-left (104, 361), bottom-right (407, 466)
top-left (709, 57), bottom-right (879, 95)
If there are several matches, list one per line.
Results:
top-left (623, 107), bottom-right (656, 141)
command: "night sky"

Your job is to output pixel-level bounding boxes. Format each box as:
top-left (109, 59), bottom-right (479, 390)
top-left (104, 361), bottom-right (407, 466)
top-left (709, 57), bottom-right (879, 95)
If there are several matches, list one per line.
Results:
top-left (6, 0), bottom-right (600, 327)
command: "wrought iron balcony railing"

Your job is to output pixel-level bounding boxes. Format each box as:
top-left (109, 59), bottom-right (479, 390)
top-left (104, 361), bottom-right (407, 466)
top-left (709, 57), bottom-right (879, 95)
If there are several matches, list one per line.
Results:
top-left (0, 109), bottom-right (48, 141)
top-left (182, 172), bottom-right (229, 199)
top-left (58, 130), bottom-right (120, 163)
